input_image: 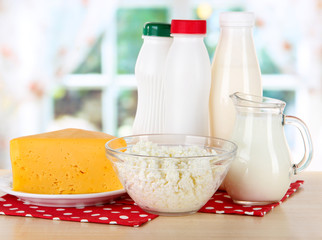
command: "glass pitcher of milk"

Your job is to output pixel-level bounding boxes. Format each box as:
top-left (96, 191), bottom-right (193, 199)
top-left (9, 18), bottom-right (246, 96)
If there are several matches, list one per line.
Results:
top-left (225, 92), bottom-right (313, 205)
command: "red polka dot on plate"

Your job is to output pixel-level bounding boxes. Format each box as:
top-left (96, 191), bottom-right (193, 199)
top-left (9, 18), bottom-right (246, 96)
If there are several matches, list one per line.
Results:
top-left (139, 214), bottom-right (148, 217)
top-left (99, 217), bottom-right (108, 220)
top-left (119, 215), bottom-right (129, 219)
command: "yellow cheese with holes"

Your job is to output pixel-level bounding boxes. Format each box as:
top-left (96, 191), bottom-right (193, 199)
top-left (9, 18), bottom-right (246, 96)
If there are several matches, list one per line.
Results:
top-left (10, 128), bottom-right (123, 194)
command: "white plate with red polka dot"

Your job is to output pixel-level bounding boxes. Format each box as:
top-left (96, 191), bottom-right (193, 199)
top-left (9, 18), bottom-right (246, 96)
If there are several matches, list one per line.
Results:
top-left (0, 174), bottom-right (126, 208)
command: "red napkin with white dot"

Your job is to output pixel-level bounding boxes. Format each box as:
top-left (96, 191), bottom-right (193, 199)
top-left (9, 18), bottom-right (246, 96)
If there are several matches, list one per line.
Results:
top-left (0, 180), bottom-right (303, 226)
top-left (0, 194), bottom-right (158, 227)
top-left (199, 180), bottom-right (304, 216)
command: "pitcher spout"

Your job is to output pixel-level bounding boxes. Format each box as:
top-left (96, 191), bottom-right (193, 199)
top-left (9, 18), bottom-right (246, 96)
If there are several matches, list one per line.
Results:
top-left (230, 92), bottom-right (286, 113)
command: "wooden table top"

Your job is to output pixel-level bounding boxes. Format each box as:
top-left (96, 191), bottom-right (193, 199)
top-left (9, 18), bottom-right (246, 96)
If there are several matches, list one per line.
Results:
top-left (0, 169), bottom-right (321, 240)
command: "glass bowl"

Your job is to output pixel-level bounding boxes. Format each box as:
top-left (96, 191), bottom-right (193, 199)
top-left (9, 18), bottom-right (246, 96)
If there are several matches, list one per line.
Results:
top-left (105, 134), bottom-right (237, 216)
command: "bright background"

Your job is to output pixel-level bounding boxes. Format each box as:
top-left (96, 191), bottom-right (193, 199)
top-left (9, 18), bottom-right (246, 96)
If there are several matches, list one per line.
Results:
top-left (0, 0), bottom-right (321, 171)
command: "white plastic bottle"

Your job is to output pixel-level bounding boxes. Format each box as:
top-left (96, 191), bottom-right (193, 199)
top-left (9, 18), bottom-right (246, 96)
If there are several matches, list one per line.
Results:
top-left (132, 22), bottom-right (172, 134)
top-left (209, 12), bottom-right (263, 140)
top-left (163, 20), bottom-right (211, 136)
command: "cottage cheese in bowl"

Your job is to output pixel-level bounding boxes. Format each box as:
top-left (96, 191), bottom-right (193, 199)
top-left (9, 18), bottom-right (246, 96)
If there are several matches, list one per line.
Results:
top-left (106, 134), bottom-right (237, 216)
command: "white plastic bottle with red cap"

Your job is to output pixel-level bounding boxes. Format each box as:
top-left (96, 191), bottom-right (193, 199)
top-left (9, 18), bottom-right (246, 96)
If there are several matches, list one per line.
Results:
top-left (163, 19), bottom-right (211, 136)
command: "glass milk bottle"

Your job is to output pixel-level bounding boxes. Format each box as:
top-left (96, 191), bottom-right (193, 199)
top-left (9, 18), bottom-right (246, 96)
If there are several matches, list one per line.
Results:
top-left (132, 23), bottom-right (172, 134)
top-left (209, 12), bottom-right (262, 140)
top-left (163, 19), bottom-right (211, 135)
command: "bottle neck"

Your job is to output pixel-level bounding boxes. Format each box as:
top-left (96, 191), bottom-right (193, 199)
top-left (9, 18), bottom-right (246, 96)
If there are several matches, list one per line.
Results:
top-left (217, 26), bottom-right (255, 49)
top-left (171, 34), bottom-right (205, 38)
top-left (214, 25), bottom-right (260, 68)
top-left (171, 34), bottom-right (205, 44)
top-left (220, 26), bottom-right (253, 36)
top-left (145, 37), bottom-right (173, 46)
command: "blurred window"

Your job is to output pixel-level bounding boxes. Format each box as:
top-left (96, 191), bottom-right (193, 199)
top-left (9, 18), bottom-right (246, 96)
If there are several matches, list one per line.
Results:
top-left (53, 1), bottom-right (302, 140)
top-left (52, 6), bottom-right (168, 136)
top-left (52, 89), bottom-right (102, 131)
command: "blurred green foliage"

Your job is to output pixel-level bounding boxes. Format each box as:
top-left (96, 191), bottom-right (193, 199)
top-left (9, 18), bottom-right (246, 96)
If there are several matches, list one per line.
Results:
top-left (117, 8), bottom-right (169, 74)
top-left (263, 90), bottom-right (295, 114)
top-left (258, 49), bottom-right (280, 74)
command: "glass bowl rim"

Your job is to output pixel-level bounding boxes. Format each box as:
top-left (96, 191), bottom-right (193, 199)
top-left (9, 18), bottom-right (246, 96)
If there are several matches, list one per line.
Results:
top-left (105, 133), bottom-right (237, 160)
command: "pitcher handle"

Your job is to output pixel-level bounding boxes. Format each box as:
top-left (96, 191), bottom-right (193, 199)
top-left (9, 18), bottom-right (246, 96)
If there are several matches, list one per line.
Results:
top-left (283, 115), bottom-right (313, 174)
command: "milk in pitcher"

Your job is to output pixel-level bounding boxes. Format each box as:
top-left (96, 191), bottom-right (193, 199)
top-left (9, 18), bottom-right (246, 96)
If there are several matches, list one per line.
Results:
top-left (225, 92), bottom-right (313, 205)
top-left (225, 113), bottom-right (293, 203)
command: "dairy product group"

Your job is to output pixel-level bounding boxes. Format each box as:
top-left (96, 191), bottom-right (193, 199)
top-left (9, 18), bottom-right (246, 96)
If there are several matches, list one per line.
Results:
top-left (131, 12), bottom-right (292, 205)
top-left (133, 12), bottom-right (262, 138)
top-left (133, 19), bottom-right (211, 136)
top-left (130, 12), bottom-right (313, 207)
top-left (6, 11), bottom-right (313, 210)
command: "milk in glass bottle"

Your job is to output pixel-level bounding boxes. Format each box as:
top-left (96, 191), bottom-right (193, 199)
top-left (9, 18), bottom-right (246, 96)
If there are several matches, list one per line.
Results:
top-left (132, 23), bottom-right (172, 134)
top-left (209, 12), bottom-right (262, 139)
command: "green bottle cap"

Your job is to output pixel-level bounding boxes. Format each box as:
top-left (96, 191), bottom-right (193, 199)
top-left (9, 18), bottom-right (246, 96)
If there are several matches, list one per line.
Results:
top-left (143, 22), bottom-right (171, 37)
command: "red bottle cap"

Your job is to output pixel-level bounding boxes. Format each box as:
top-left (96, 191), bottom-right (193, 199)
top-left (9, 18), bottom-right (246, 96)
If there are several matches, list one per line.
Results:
top-left (171, 20), bottom-right (207, 34)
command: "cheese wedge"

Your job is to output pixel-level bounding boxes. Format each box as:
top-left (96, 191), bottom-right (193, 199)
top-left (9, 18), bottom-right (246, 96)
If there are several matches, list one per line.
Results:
top-left (10, 128), bottom-right (124, 194)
